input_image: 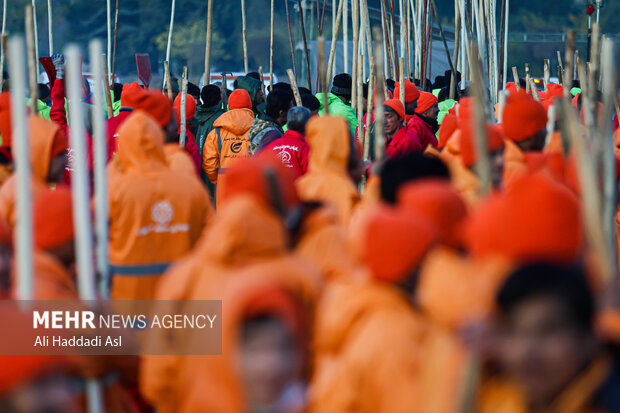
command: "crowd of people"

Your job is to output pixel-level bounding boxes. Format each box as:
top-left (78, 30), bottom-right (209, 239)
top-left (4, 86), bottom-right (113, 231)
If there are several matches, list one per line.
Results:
top-left (0, 47), bottom-right (619, 413)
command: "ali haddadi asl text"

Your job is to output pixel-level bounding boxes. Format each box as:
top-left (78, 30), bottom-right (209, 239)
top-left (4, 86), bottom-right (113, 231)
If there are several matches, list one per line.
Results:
top-left (34, 335), bottom-right (122, 347)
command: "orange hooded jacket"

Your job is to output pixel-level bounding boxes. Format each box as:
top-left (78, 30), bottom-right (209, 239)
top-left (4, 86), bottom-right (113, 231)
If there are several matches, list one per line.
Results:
top-left (296, 116), bottom-right (360, 225)
top-left (0, 115), bottom-right (64, 228)
top-left (309, 278), bottom-right (428, 413)
top-left (140, 195), bottom-right (321, 413)
top-left (202, 108), bottom-right (255, 185)
top-left (163, 143), bottom-right (199, 178)
top-left (107, 111), bottom-right (213, 300)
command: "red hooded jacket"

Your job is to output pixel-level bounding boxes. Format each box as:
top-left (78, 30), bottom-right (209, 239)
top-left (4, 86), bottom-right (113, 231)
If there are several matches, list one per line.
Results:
top-left (263, 129), bottom-right (310, 177)
top-left (385, 126), bottom-right (423, 159)
top-left (407, 114), bottom-right (438, 150)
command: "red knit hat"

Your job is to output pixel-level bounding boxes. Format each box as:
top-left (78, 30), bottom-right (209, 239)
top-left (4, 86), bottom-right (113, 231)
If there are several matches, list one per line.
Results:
top-left (459, 121), bottom-right (505, 168)
top-left (34, 186), bottom-right (74, 250)
top-left (384, 99), bottom-right (405, 121)
top-left (120, 81), bottom-right (142, 108)
top-left (229, 89), bottom-right (253, 110)
top-left (122, 90), bottom-right (172, 127)
top-left (503, 90), bottom-right (547, 142)
top-left (397, 179), bottom-right (468, 248)
top-left (372, 85), bottom-right (393, 107)
top-left (173, 94), bottom-right (197, 122)
top-left (464, 172), bottom-right (583, 264)
top-left (393, 79), bottom-right (420, 104)
top-left (361, 206), bottom-right (438, 283)
top-left (438, 113), bottom-right (458, 149)
top-left (415, 91), bottom-right (438, 114)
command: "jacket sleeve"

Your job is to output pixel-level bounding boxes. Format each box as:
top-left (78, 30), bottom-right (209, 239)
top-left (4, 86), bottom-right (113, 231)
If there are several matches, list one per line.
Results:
top-left (183, 131), bottom-right (202, 177)
top-left (50, 78), bottom-right (68, 137)
top-left (299, 142), bottom-right (310, 175)
top-left (202, 129), bottom-right (220, 184)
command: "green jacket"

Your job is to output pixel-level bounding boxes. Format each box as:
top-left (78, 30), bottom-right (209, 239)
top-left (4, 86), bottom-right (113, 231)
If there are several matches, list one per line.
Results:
top-left (315, 92), bottom-right (358, 136)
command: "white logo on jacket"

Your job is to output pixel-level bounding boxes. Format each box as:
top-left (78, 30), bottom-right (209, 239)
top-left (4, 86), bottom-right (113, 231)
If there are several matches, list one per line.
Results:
top-left (137, 200), bottom-right (189, 236)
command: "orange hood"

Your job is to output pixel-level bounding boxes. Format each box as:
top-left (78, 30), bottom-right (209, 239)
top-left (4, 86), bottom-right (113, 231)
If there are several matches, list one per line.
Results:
top-left (314, 279), bottom-right (412, 355)
top-left (306, 116), bottom-right (351, 173)
top-left (26, 115), bottom-right (64, 182)
top-left (116, 110), bottom-right (167, 175)
top-left (199, 195), bottom-right (289, 266)
top-left (213, 108), bottom-right (255, 135)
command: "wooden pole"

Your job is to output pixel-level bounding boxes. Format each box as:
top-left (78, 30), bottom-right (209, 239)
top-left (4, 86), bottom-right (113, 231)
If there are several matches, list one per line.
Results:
top-left (164, 61), bottom-right (173, 100)
top-left (364, 56), bottom-right (374, 159)
top-left (107, 0), bottom-right (111, 80)
top-left (89, 40), bottom-right (110, 298)
top-left (431, 0), bottom-right (459, 99)
top-left (543, 59), bottom-right (550, 91)
top-left (399, 57), bottom-right (405, 108)
top-left (344, 0), bottom-right (349, 73)
top-left (31, 0), bottom-right (39, 80)
top-left (165, 1), bottom-right (175, 64)
top-left (111, 0), bottom-right (119, 82)
top-left (0, 0), bottom-right (6, 92)
top-left (600, 38), bottom-right (618, 279)
top-left (47, 0), bottom-right (52, 54)
top-left (524, 62), bottom-right (530, 93)
top-left (285, 0), bottom-right (297, 78)
top-left (179, 66), bottom-right (188, 147)
top-left (470, 42), bottom-right (491, 195)
top-left (356, 44), bottom-right (363, 138)
top-left (221, 72), bottom-right (229, 110)
top-left (269, 0), bottom-right (274, 90)
top-left (8, 37), bottom-right (33, 300)
top-left (352, 0), bottom-right (359, 110)
top-left (287, 69), bottom-right (303, 106)
top-left (66, 44), bottom-right (105, 413)
top-left (241, 0), bottom-right (248, 74)
top-left (327, 0), bottom-right (344, 87)
top-left (373, 26), bottom-right (386, 162)
top-left (26, 5), bottom-right (38, 115)
top-left (529, 79), bottom-right (540, 102)
top-left (297, 0), bottom-right (312, 91)
top-left (205, 0), bottom-right (214, 86)
top-left (511, 66), bottom-right (519, 90)
top-left (564, 31), bottom-right (575, 98)
top-left (317, 36), bottom-right (326, 95)
top-left (102, 55), bottom-right (114, 119)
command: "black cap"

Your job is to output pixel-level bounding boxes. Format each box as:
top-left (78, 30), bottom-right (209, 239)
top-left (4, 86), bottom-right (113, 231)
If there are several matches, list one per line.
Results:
top-left (331, 73), bottom-right (352, 97)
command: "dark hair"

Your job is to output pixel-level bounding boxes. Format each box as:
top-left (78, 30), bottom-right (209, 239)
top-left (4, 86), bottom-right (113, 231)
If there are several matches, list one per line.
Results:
top-left (287, 106), bottom-right (311, 133)
top-left (271, 82), bottom-right (293, 92)
top-left (362, 82), bottom-right (369, 99)
top-left (301, 94), bottom-right (320, 112)
top-left (241, 314), bottom-right (292, 345)
top-left (433, 75), bottom-right (446, 90)
top-left (247, 71), bottom-right (261, 80)
top-left (437, 86), bottom-right (450, 103)
top-left (298, 86), bottom-right (312, 95)
top-left (201, 84), bottom-right (222, 107)
top-left (266, 89), bottom-right (294, 120)
top-left (497, 263), bottom-right (595, 333)
top-left (380, 152), bottom-right (450, 204)
top-left (386, 79), bottom-right (396, 94)
top-left (112, 83), bottom-right (123, 103)
top-left (37, 83), bottom-right (50, 101)
top-left (187, 82), bottom-right (201, 100)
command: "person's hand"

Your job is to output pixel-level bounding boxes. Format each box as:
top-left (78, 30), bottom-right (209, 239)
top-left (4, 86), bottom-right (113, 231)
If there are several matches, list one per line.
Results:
top-left (51, 53), bottom-right (65, 79)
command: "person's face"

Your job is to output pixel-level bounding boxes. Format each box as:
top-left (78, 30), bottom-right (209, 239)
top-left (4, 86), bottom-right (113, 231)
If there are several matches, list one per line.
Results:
top-left (423, 103), bottom-right (440, 121)
top-left (47, 239), bottom-right (76, 270)
top-left (240, 320), bottom-right (299, 408)
top-left (384, 110), bottom-right (402, 136)
top-left (278, 101), bottom-right (294, 127)
top-left (517, 129), bottom-right (547, 152)
top-left (310, 109), bottom-right (320, 117)
top-left (47, 153), bottom-right (67, 184)
top-left (255, 88), bottom-right (265, 105)
top-left (405, 100), bottom-right (418, 115)
top-left (496, 296), bottom-right (596, 409)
